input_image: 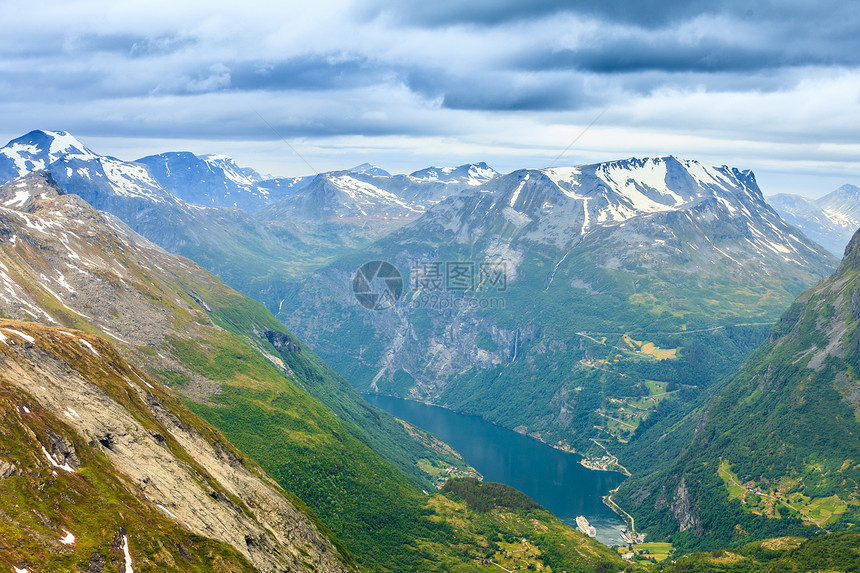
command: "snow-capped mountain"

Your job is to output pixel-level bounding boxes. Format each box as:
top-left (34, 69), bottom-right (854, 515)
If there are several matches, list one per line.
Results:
top-left (769, 184), bottom-right (860, 256)
top-left (201, 153), bottom-right (264, 184)
top-left (261, 172), bottom-right (422, 221)
top-left (409, 162), bottom-right (499, 186)
top-left (0, 130), bottom-right (497, 313)
top-left (278, 156), bottom-right (837, 457)
top-left (416, 156), bottom-right (824, 264)
top-left (255, 171), bottom-right (424, 249)
top-left (0, 130), bottom-right (180, 207)
top-left (136, 151), bottom-right (299, 212)
top-left (350, 162), bottom-right (391, 177)
top-left (0, 130), bottom-right (97, 183)
top-left (255, 163), bottom-right (501, 247)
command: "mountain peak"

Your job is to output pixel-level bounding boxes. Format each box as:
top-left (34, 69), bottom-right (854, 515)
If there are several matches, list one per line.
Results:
top-left (532, 156), bottom-right (767, 234)
top-left (0, 130), bottom-right (96, 183)
top-left (199, 153), bottom-right (262, 181)
top-left (12, 130), bottom-right (95, 161)
top-left (829, 183), bottom-right (860, 199)
top-left (33, 129), bottom-right (92, 155)
top-left (409, 162), bottom-right (499, 185)
top-left (349, 162), bottom-right (391, 177)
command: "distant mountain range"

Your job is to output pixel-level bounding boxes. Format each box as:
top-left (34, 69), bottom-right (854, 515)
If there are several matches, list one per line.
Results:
top-left (0, 131), bottom-right (500, 310)
top-left (135, 150), bottom-right (304, 212)
top-left (769, 185), bottom-right (860, 257)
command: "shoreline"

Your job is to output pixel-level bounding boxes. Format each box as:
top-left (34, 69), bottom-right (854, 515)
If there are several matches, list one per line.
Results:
top-left (367, 392), bottom-right (641, 541)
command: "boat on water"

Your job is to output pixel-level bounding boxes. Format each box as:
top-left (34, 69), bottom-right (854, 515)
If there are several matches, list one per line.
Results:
top-left (575, 515), bottom-right (597, 537)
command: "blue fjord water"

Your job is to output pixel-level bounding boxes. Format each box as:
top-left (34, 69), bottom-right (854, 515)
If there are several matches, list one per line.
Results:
top-left (364, 394), bottom-right (628, 546)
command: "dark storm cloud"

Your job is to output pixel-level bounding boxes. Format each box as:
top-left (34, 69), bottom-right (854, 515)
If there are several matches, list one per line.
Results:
top-left (364, 0), bottom-right (860, 75)
top-left (441, 88), bottom-right (579, 112)
top-left (362, 0), bottom-right (857, 32)
top-left (406, 68), bottom-right (590, 111)
top-left (360, 0), bottom-right (720, 27)
top-left (521, 42), bottom-right (814, 75)
top-left (230, 55), bottom-right (389, 91)
top-left (515, 27), bottom-right (860, 77)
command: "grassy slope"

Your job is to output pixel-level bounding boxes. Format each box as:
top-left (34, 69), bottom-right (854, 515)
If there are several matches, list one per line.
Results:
top-left (163, 296), bottom-right (627, 571)
top-left (130, 271), bottom-right (450, 571)
top-left (423, 479), bottom-right (645, 573)
top-left (0, 382), bottom-right (259, 573)
top-left (126, 248), bottom-right (633, 572)
top-left (656, 534), bottom-right (860, 572)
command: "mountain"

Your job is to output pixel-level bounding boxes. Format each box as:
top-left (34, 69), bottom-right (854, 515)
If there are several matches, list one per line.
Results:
top-left (615, 223), bottom-right (860, 552)
top-left (409, 161), bottom-right (499, 186)
top-left (278, 156), bottom-right (838, 461)
top-left (0, 129), bottom-right (97, 183)
top-left (0, 319), bottom-right (354, 572)
top-left (0, 130), bottom-right (320, 308)
top-left (0, 170), bottom-right (625, 572)
top-left (255, 162), bottom-right (499, 251)
top-left (769, 184), bottom-right (860, 257)
top-left (0, 132), bottom-right (501, 318)
top-left (349, 162), bottom-right (390, 177)
top-left (136, 151), bottom-right (307, 213)
top-left (0, 170), bottom-right (431, 570)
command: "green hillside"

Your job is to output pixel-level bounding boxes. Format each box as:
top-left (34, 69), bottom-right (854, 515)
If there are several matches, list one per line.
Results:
top-left (615, 230), bottom-right (860, 552)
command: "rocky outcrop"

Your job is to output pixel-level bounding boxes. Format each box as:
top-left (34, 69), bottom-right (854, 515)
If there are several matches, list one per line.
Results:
top-left (0, 459), bottom-right (20, 479)
top-left (264, 329), bottom-right (301, 354)
top-left (669, 478), bottom-right (702, 535)
top-left (44, 430), bottom-right (81, 471)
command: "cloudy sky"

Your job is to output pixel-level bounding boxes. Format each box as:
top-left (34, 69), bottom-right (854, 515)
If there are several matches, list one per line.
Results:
top-left (2, 0), bottom-right (859, 196)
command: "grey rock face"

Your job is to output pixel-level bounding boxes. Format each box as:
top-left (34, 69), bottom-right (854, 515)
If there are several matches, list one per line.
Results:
top-left (669, 478), bottom-right (701, 534)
